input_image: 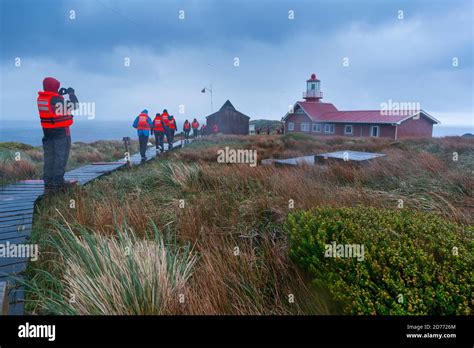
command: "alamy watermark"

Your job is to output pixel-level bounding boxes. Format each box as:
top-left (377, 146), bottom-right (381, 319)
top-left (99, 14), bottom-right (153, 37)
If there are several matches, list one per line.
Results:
top-left (0, 242), bottom-right (38, 261)
top-left (217, 146), bottom-right (257, 167)
top-left (380, 99), bottom-right (421, 117)
top-left (324, 242), bottom-right (365, 261)
top-left (55, 101), bottom-right (96, 119)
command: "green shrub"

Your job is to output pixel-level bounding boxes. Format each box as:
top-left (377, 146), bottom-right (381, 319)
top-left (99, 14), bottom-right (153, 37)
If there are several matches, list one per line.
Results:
top-left (285, 207), bottom-right (473, 315)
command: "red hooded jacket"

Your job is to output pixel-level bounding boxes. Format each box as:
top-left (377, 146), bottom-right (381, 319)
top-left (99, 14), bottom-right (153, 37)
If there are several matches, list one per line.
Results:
top-left (37, 77), bottom-right (73, 129)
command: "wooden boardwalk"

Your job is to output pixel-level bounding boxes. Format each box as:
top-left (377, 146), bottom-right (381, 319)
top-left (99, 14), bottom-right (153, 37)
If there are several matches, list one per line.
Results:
top-left (0, 139), bottom-right (189, 314)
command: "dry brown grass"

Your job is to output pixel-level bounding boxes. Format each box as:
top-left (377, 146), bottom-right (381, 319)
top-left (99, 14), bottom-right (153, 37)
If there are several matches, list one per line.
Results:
top-left (28, 134), bottom-right (473, 315)
top-left (72, 150), bottom-right (106, 163)
top-left (25, 149), bottom-right (44, 161)
top-left (0, 159), bottom-right (38, 182)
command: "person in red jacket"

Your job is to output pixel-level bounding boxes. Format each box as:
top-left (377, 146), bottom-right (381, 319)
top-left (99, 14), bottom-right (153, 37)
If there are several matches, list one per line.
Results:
top-left (37, 77), bottom-right (78, 194)
top-left (168, 114), bottom-right (177, 149)
top-left (200, 124), bottom-right (207, 137)
top-left (183, 119), bottom-right (191, 142)
top-left (191, 118), bottom-right (199, 138)
top-left (132, 109), bottom-right (153, 162)
top-left (212, 123), bottom-right (219, 134)
top-left (152, 113), bottom-right (165, 152)
top-left (161, 109), bottom-right (170, 147)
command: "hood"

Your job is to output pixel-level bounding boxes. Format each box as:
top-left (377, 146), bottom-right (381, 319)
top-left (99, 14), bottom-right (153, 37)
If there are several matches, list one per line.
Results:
top-left (43, 77), bottom-right (60, 92)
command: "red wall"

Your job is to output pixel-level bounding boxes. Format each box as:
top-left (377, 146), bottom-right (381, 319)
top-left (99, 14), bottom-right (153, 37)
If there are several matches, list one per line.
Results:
top-left (397, 116), bottom-right (433, 138)
top-left (284, 114), bottom-right (312, 134)
top-left (285, 114), bottom-right (397, 139)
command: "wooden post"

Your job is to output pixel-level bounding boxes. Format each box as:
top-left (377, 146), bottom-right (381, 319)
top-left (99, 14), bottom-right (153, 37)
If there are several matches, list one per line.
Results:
top-left (122, 137), bottom-right (131, 167)
top-left (0, 281), bottom-right (9, 315)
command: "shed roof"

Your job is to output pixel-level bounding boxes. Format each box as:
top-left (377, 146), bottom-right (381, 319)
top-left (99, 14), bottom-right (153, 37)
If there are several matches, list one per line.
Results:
top-left (206, 100), bottom-right (250, 119)
top-left (220, 100), bottom-right (235, 110)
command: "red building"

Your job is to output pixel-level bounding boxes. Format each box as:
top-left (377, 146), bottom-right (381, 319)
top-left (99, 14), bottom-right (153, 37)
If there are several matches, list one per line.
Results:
top-left (283, 74), bottom-right (439, 139)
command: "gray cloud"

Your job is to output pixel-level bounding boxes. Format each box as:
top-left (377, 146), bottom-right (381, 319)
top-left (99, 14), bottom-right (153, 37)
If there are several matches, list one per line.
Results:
top-left (1, 0), bottom-right (472, 126)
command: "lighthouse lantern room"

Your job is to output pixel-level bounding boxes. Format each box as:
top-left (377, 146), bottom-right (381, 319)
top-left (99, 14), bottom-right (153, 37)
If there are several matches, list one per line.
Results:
top-left (303, 73), bottom-right (323, 102)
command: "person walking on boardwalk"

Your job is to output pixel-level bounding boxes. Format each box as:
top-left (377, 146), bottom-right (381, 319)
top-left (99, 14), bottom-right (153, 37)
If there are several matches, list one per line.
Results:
top-left (191, 118), bottom-right (199, 138)
top-left (132, 109), bottom-right (153, 162)
top-left (152, 113), bottom-right (165, 152)
top-left (183, 119), bottom-right (191, 142)
top-left (161, 109), bottom-right (171, 147)
top-left (200, 124), bottom-right (207, 137)
top-left (37, 77), bottom-right (79, 194)
top-left (168, 114), bottom-right (177, 149)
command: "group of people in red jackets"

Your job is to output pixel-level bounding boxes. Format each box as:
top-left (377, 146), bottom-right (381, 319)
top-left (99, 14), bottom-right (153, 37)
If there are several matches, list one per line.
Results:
top-left (133, 110), bottom-right (214, 162)
top-left (133, 109), bottom-right (179, 161)
top-left (182, 118), bottom-right (201, 142)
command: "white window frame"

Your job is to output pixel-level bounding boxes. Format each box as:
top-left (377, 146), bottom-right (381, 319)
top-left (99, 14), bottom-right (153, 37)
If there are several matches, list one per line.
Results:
top-left (371, 126), bottom-right (379, 137)
top-left (324, 124), bottom-right (335, 134)
top-left (344, 124), bottom-right (353, 135)
top-left (312, 123), bottom-right (321, 132)
top-left (296, 107), bottom-right (305, 114)
top-left (300, 122), bottom-right (310, 132)
top-left (288, 122), bottom-right (294, 131)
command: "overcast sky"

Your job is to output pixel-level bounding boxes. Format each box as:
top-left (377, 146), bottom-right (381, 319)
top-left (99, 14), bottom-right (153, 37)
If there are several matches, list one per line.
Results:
top-left (0, 0), bottom-right (472, 126)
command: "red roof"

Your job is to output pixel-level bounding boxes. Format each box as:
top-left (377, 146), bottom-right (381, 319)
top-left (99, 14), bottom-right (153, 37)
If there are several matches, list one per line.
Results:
top-left (317, 110), bottom-right (416, 124)
top-left (298, 101), bottom-right (338, 118)
top-left (293, 102), bottom-right (437, 124)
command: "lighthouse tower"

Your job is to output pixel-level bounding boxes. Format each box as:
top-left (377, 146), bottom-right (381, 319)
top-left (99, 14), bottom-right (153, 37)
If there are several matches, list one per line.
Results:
top-left (303, 73), bottom-right (323, 102)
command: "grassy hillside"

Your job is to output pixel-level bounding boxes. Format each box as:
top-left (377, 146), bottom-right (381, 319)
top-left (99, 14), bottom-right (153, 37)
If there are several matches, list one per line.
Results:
top-left (250, 119), bottom-right (283, 132)
top-left (0, 140), bottom-right (139, 185)
top-left (23, 134), bottom-right (473, 315)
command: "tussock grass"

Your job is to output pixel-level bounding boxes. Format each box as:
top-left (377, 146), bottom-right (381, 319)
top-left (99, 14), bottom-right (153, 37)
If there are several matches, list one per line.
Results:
top-left (24, 218), bottom-right (197, 315)
top-left (0, 159), bottom-right (37, 183)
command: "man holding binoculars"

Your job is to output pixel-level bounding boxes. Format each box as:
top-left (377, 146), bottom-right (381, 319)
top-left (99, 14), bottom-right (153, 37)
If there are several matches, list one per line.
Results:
top-left (37, 77), bottom-right (79, 194)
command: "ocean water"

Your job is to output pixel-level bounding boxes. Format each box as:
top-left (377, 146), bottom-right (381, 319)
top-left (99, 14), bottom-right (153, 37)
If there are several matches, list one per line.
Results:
top-left (433, 125), bottom-right (473, 137)
top-left (0, 119), bottom-right (472, 146)
top-left (0, 119), bottom-right (185, 146)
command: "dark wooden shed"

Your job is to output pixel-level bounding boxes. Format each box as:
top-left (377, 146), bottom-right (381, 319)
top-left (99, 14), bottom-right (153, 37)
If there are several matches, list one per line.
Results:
top-left (205, 100), bottom-right (250, 135)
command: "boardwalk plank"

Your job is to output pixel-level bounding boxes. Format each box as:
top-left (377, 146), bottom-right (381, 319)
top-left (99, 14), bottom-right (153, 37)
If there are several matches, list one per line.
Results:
top-left (0, 217), bottom-right (33, 227)
top-left (0, 257), bottom-right (29, 268)
top-left (0, 205), bottom-right (36, 213)
top-left (0, 214), bottom-right (34, 224)
top-left (0, 262), bottom-right (27, 278)
top-left (0, 210), bottom-right (33, 219)
top-left (0, 225), bottom-right (33, 234)
top-left (0, 234), bottom-right (30, 244)
top-left (0, 186), bottom-right (44, 191)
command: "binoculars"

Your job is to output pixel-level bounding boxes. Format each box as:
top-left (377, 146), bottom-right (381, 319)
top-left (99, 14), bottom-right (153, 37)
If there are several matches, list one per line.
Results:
top-left (59, 87), bottom-right (75, 95)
